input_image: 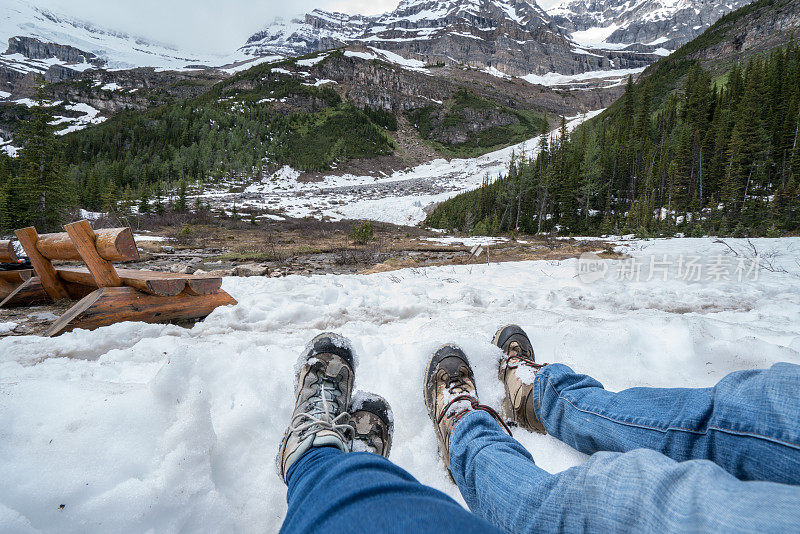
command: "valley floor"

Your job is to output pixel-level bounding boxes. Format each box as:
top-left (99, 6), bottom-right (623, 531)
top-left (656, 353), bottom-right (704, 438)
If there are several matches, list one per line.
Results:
top-left (1, 237), bottom-right (799, 532)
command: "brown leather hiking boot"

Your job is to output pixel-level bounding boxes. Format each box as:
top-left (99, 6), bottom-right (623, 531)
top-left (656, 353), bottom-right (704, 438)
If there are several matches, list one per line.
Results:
top-left (424, 345), bottom-right (510, 476)
top-left (493, 325), bottom-right (547, 433)
top-left (349, 391), bottom-right (393, 458)
top-left (277, 333), bottom-right (355, 483)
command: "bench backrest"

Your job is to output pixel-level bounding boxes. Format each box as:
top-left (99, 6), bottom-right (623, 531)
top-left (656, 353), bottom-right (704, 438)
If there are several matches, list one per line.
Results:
top-left (15, 220), bottom-right (140, 299)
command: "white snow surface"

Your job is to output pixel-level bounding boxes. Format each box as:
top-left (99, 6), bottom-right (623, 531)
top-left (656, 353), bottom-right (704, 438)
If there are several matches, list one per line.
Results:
top-left (1, 237), bottom-right (799, 532)
top-left (230, 111), bottom-right (602, 226)
top-left (522, 67), bottom-right (646, 87)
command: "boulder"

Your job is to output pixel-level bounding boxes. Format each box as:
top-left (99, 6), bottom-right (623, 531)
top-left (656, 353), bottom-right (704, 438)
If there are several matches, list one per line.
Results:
top-left (234, 263), bottom-right (269, 277)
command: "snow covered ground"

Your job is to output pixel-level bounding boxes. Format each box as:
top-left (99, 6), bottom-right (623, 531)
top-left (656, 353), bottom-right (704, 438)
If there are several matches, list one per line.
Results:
top-left (214, 110), bottom-right (604, 226)
top-left (1, 237), bottom-right (799, 532)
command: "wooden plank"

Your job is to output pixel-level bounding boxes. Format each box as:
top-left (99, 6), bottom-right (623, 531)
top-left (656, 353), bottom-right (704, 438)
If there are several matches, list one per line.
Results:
top-left (36, 225), bottom-right (140, 262)
top-left (57, 267), bottom-right (187, 297)
top-left (46, 286), bottom-right (238, 336)
top-left (15, 227), bottom-right (70, 300)
top-left (0, 240), bottom-right (17, 262)
top-left (0, 277), bottom-right (50, 308)
top-left (65, 220), bottom-right (122, 287)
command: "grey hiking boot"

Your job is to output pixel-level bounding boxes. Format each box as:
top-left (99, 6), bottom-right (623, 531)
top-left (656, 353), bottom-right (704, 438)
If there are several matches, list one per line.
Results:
top-left (349, 391), bottom-right (393, 458)
top-left (424, 345), bottom-right (510, 477)
top-left (277, 333), bottom-right (356, 483)
top-left (493, 324), bottom-right (547, 433)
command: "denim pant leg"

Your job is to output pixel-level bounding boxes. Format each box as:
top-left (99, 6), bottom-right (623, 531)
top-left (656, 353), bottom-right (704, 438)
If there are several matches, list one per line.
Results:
top-left (533, 362), bottom-right (800, 484)
top-left (281, 446), bottom-right (502, 534)
top-left (449, 410), bottom-right (800, 534)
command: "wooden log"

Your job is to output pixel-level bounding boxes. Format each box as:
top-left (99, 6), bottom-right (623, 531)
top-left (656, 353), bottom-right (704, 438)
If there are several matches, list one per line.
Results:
top-left (45, 286), bottom-right (238, 336)
top-left (36, 224), bottom-right (140, 262)
top-left (184, 278), bottom-right (223, 295)
top-left (15, 227), bottom-right (70, 300)
top-left (65, 220), bottom-right (122, 287)
top-left (0, 277), bottom-right (50, 307)
top-left (0, 280), bottom-right (15, 299)
top-left (0, 270), bottom-right (30, 299)
top-left (0, 270), bottom-right (30, 283)
top-left (0, 240), bottom-right (17, 262)
top-left (57, 267), bottom-right (187, 297)
top-left (66, 266), bottom-right (221, 296)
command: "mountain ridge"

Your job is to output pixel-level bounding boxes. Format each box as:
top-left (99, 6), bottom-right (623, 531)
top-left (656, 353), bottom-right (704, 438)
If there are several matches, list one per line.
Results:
top-left (550, 0), bottom-right (755, 50)
top-left (240, 0), bottom-right (658, 76)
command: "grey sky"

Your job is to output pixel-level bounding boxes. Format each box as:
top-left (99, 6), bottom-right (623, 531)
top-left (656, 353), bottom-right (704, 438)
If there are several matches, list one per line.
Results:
top-left (34, 0), bottom-right (563, 55)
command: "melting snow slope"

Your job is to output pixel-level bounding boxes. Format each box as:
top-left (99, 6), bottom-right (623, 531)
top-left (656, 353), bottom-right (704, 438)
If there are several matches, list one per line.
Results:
top-left (229, 110), bottom-right (604, 226)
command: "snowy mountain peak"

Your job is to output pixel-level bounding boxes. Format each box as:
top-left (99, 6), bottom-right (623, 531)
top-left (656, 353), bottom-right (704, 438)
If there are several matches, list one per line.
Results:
top-left (549, 0), bottom-right (755, 49)
top-left (0, 0), bottom-right (236, 71)
top-left (241, 0), bottom-right (656, 77)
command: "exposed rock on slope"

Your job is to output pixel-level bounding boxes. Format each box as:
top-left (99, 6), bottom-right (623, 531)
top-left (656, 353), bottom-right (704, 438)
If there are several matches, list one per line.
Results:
top-left (241, 0), bottom-right (658, 76)
top-left (549, 0), bottom-right (755, 50)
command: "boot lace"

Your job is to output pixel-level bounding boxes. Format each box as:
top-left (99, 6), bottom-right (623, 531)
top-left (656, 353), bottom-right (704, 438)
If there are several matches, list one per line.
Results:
top-left (438, 394), bottom-right (512, 436)
top-left (506, 341), bottom-right (545, 371)
top-left (290, 379), bottom-right (352, 443)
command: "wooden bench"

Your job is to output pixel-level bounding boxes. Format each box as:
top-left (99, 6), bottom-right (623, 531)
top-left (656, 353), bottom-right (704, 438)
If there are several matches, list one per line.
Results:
top-left (0, 239), bottom-right (34, 301)
top-left (1, 220), bottom-right (237, 336)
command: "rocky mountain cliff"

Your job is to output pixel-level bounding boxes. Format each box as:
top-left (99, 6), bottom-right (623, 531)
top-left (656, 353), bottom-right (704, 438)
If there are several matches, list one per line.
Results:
top-left (241, 0), bottom-right (657, 76)
top-left (548, 0), bottom-right (755, 50)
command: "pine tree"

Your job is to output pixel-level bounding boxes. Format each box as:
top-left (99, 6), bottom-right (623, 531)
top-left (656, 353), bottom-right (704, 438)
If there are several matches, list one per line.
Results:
top-left (138, 184), bottom-right (151, 214)
top-left (9, 80), bottom-right (73, 231)
top-left (153, 182), bottom-right (165, 215)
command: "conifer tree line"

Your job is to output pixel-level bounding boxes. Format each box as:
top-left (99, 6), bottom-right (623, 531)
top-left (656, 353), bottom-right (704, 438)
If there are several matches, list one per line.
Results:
top-left (0, 70), bottom-right (394, 233)
top-left (426, 44), bottom-right (800, 237)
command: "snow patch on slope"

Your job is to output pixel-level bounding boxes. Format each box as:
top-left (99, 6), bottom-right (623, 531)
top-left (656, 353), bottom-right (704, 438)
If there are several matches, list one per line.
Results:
top-left (521, 67), bottom-right (646, 87)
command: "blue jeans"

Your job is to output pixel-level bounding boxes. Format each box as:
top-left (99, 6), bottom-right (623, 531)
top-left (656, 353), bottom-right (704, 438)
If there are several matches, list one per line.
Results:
top-left (449, 362), bottom-right (800, 533)
top-left (282, 363), bottom-right (800, 533)
top-left (281, 447), bottom-right (502, 533)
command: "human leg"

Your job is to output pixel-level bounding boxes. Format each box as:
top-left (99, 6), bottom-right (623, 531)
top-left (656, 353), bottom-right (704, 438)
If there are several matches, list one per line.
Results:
top-left (278, 334), bottom-right (500, 533)
top-left (448, 410), bottom-right (800, 534)
top-left (533, 362), bottom-right (800, 484)
top-left (494, 324), bottom-right (800, 484)
top-left (282, 447), bottom-right (502, 534)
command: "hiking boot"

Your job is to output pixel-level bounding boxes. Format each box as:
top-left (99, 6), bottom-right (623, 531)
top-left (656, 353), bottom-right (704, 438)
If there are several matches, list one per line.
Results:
top-left (493, 324), bottom-right (547, 433)
top-left (277, 333), bottom-right (356, 483)
top-left (349, 391), bottom-right (393, 458)
top-left (424, 345), bottom-right (510, 476)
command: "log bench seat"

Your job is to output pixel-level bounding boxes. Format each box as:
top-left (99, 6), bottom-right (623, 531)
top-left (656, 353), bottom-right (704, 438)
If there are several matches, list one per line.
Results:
top-left (55, 267), bottom-right (222, 297)
top-left (1, 220), bottom-right (237, 336)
